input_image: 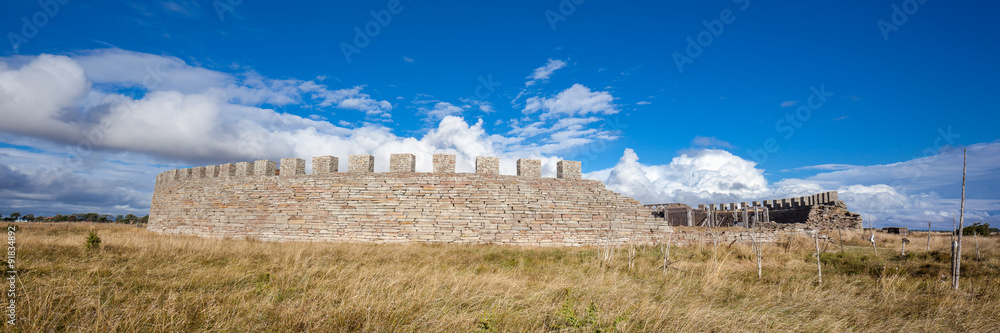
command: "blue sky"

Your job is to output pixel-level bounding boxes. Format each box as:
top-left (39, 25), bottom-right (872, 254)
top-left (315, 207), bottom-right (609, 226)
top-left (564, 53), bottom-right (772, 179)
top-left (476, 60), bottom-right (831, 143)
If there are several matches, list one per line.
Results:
top-left (1, 0), bottom-right (998, 229)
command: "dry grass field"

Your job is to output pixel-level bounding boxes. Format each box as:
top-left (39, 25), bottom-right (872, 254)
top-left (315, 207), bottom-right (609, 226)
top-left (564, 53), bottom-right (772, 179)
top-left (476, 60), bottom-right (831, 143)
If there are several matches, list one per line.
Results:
top-left (6, 223), bottom-right (1000, 332)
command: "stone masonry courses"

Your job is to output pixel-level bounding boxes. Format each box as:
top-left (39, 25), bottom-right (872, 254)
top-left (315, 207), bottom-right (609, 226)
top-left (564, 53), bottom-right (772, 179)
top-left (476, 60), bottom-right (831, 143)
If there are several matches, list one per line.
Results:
top-left (149, 154), bottom-right (667, 246)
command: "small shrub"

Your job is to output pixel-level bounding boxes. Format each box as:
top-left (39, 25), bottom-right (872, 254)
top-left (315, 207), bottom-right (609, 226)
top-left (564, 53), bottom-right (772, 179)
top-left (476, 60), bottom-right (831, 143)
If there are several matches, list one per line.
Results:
top-left (85, 231), bottom-right (101, 250)
top-left (547, 289), bottom-right (598, 330)
top-left (254, 273), bottom-right (271, 295)
top-left (475, 312), bottom-right (500, 333)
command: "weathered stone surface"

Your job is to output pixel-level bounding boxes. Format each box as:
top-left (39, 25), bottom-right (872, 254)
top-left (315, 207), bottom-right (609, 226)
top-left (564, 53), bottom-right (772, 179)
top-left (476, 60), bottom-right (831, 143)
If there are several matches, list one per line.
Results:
top-left (433, 154), bottom-right (456, 173)
top-left (516, 159), bottom-right (541, 178)
top-left (254, 160), bottom-right (277, 176)
top-left (476, 156), bottom-right (499, 175)
top-left (313, 156), bottom-right (338, 174)
top-left (191, 167), bottom-right (206, 179)
top-left (163, 171), bottom-right (173, 182)
top-left (235, 162), bottom-right (254, 176)
top-left (666, 228), bottom-right (814, 246)
top-left (557, 160), bottom-right (581, 179)
top-left (349, 155), bottom-right (374, 173)
top-left (219, 163), bottom-right (236, 178)
top-left (390, 154), bottom-right (416, 173)
top-left (205, 165), bottom-right (220, 178)
top-left (764, 200), bottom-right (862, 230)
top-left (281, 158), bottom-right (306, 177)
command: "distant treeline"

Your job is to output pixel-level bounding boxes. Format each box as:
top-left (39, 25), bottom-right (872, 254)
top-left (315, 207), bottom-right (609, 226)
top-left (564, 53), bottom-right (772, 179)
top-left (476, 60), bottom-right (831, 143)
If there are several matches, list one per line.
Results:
top-left (1, 212), bottom-right (149, 224)
top-left (962, 222), bottom-right (994, 236)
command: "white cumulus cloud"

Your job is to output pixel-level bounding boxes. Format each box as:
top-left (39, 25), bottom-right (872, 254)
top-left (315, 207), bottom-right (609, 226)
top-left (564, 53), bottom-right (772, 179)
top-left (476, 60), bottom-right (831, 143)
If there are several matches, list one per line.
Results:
top-left (525, 58), bottom-right (567, 86)
top-left (593, 148), bottom-right (768, 205)
top-left (523, 84), bottom-right (617, 120)
top-left (420, 101), bottom-right (465, 121)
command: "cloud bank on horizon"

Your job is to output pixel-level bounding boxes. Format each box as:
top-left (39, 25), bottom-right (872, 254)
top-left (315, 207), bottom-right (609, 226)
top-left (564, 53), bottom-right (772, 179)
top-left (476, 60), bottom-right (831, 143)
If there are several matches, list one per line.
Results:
top-left (0, 50), bottom-right (996, 229)
top-left (589, 144), bottom-right (999, 227)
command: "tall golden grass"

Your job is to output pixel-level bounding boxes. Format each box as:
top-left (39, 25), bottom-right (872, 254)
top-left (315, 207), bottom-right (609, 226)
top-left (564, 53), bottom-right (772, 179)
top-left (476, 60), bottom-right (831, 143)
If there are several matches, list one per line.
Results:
top-left (8, 223), bottom-right (1000, 332)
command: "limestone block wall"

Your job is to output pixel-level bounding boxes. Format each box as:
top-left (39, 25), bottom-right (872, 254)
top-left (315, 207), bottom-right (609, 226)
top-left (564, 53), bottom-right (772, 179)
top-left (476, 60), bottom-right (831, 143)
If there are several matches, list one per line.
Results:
top-left (669, 229), bottom-right (798, 246)
top-left (759, 191), bottom-right (840, 209)
top-left (767, 200), bottom-right (863, 230)
top-left (646, 191), bottom-right (862, 229)
top-left (149, 154), bottom-right (666, 246)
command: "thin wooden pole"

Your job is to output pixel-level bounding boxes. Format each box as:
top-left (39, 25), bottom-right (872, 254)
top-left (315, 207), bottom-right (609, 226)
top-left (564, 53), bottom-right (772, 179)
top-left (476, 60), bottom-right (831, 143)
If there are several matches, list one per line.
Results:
top-left (662, 241), bottom-right (667, 274)
top-left (757, 238), bottom-right (763, 279)
top-left (974, 231), bottom-right (980, 261)
top-left (667, 232), bottom-right (672, 261)
top-left (838, 228), bottom-right (844, 253)
top-left (814, 233), bottom-right (823, 284)
top-left (950, 212), bottom-right (957, 284)
top-left (953, 148), bottom-right (966, 291)
top-left (752, 229), bottom-right (762, 279)
top-left (926, 221), bottom-right (931, 253)
top-left (663, 232), bottom-right (672, 275)
top-left (868, 214), bottom-right (877, 256)
top-left (711, 208), bottom-right (718, 264)
top-left (951, 240), bottom-right (958, 282)
top-left (951, 213), bottom-right (956, 243)
top-left (628, 237), bottom-right (636, 269)
top-left (743, 207), bottom-right (749, 228)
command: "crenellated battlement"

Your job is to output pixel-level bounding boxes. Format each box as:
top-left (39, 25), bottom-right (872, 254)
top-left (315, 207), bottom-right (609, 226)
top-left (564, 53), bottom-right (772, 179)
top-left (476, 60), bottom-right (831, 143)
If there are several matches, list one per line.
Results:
top-left (155, 154), bottom-right (584, 185)
top-left (148, 154), bottom-right (657, 246)
top-left (687, 191), bottom-right (842, 212)
top-left (758, 191), bottom-right (840, 209)
top-left (645, 191), bottom-right (861, 229)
